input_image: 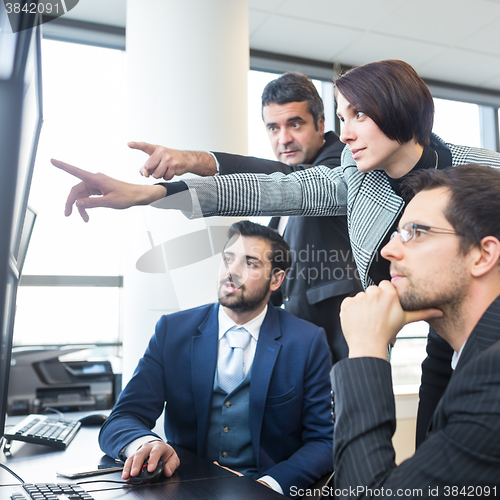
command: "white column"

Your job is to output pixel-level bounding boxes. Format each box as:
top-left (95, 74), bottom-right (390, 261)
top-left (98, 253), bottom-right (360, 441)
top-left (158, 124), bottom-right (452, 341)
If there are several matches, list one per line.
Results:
top-left (122, 0), bottom-right (249, 384)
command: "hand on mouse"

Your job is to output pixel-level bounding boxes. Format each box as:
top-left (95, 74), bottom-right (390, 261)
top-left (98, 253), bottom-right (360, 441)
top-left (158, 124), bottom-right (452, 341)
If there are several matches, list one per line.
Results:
top-left (122, 439), bottom-right (180, 480)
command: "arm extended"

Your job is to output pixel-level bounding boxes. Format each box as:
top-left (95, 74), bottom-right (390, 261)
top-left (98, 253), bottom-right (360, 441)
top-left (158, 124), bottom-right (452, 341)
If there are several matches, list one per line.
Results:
top-left (53, 158), bottom-right (350, 221)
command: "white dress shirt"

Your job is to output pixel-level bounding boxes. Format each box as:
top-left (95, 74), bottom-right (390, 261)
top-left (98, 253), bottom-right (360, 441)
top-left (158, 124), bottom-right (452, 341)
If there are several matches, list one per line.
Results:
top-left (451, 339), bottom-right (467, 370)
top-left (215, 304), bottom-right (266, 386)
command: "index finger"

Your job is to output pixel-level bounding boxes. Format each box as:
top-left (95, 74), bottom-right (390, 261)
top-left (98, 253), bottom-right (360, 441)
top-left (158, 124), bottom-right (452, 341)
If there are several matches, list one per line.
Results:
top-left (122, 456), bottom-right (133, 479)
top-left (378, 279), bottom-right (399, 294)
top-left (51, 158), bottom-right (93, 183)
top-left (404, 309), bottom-right (443, 325)
top-left (128, 141), bottom-right (156, 155)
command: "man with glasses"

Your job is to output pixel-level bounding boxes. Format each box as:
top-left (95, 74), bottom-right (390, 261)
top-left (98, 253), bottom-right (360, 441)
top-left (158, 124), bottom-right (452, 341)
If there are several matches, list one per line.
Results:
top-left (332, 164), bottom-right (500, 493)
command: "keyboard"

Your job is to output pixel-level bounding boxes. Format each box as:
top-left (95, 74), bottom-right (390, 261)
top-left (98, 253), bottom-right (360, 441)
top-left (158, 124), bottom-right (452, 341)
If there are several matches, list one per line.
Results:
top-left (11, 483), bottom-right (94, 500)
top-left (4, 414), bottom-right (81, 450)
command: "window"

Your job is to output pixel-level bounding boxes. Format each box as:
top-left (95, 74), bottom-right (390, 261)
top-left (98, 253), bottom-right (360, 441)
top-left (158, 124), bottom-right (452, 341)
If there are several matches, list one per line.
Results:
top-left (433, 98), bottom-right (481, 147)
top-left (498, 108), bottom-right (500, 147)
top-left (390, 323), bottom-right (428, 390)
top-left (248, 70), bottom-right (279, 161)
top-left (15, 40), bottom-right (127, 355)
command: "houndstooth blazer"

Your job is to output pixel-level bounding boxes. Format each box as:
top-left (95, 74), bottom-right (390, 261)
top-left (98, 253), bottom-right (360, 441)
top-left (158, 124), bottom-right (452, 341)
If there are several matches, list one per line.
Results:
top-left (174, 135), bottom-right (500, 290)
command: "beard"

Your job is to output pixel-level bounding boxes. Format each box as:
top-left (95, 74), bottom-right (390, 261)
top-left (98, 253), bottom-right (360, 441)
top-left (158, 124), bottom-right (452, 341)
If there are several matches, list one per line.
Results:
top-left (393, 260), bottom-right (469, 322)
top-left (218, 278), bottom-right (271, 313)
top-left (399, 285), bottom-right (466, 313)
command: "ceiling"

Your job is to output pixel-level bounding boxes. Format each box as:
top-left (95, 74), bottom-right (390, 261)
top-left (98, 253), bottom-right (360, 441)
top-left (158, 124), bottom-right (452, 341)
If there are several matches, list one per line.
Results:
top-left (63, 0), bottom-right (500, 93)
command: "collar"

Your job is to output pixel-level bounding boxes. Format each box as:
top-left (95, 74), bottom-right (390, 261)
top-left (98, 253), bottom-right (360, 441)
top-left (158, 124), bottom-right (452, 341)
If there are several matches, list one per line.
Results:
top-left (455, 294), bottom-right (500, 372)
top-left (430, 133), bottom-right (453, 168)
top-left (385, 135), bottom-right (453, 199)
top-left (386, 145), bottom-right (437, 198)
top-left (451, 340), bottom-right (467, 370)
top-left (321, 130), bottom-right (339, 149)
top-left (218, 304), bottom-right (268, 342)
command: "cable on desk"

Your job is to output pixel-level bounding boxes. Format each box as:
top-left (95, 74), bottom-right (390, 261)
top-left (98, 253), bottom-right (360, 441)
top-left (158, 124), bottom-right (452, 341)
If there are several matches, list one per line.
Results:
top-left (0, 462), bottom-right (25, 483)
top-left (75, 479), bottom-right (143, 495)
top-left (77, 479), bottom-right (130, 485)
top-left (43, 407), bottom-right (64, 418)
top-left (77, 478), bottom-right (175, 491)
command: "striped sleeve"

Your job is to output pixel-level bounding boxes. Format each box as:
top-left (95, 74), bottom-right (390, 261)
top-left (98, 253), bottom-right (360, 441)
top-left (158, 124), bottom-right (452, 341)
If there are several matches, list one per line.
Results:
top-left (182, 166), bottom-right (350, 219)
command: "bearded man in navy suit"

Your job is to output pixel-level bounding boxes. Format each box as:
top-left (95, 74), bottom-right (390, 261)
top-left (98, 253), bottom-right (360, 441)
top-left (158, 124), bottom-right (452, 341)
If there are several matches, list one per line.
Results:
top-left (99, 220), bottom-right (333, 497)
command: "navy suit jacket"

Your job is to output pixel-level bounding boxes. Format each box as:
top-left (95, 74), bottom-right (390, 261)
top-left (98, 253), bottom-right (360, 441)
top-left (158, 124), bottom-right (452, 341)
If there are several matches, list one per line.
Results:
top-left (332, 296), bottom-right (500, 494)
top-left (99, 303), bottom-right (333, 495)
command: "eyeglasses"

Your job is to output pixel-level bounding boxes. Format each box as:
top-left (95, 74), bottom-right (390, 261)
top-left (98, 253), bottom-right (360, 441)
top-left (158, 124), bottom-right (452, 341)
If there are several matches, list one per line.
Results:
top-left (390, 222), bottom-right (463, 244)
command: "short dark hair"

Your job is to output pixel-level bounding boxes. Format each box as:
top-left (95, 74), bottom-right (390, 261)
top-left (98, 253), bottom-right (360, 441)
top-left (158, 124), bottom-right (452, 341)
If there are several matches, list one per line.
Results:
top-left (401, 164), bottom-right (500, 254)
top-left (226, 220), bottom-right (291, 273)
top-left (334, 60), bottom-right (434, 146)
top-left (261, 72), bottom-right (324, 130)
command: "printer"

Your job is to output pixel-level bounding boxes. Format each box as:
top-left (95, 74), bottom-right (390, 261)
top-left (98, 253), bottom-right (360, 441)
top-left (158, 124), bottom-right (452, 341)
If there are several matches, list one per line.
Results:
top-left (8, 346), bottom-right (116, 416)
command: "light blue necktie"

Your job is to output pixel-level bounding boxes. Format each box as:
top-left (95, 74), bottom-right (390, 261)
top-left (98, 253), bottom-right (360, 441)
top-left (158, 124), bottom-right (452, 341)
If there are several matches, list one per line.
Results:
top-left (218, 326), bottom-right (251, 394)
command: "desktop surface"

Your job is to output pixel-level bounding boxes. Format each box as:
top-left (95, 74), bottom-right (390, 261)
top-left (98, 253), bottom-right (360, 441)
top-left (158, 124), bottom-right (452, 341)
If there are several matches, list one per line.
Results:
top-left (1, 413), bottom-right (283, 499)
top-left (3, 477), bottom-right (282, 500)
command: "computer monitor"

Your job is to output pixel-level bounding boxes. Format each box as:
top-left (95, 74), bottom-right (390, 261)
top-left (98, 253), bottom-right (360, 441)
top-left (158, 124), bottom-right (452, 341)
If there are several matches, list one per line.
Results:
top-left (17, 205), bottom-right (37, 275)
top-left (9, 13), bottom-right (43, 265)
top-left (0, 3), bottom-right (43, 442)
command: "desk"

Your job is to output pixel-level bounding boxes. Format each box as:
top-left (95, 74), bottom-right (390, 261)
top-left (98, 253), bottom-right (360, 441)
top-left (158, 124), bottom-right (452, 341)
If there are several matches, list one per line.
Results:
top-left (1, 415), bottom-right (283, 499)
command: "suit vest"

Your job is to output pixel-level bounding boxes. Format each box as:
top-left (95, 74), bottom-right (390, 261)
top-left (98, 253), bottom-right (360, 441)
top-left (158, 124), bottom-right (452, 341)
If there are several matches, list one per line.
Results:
top-left (204, 367), bottom-right (257, 476)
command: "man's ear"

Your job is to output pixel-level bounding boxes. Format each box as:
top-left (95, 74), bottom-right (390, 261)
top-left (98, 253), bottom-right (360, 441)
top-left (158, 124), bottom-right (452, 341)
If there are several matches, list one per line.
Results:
top-left (270, 270), bottom-right (286, 291)
top-left (470, 236), bottom-right (500, 278)
top-left (317, 116), bottom-right (325, 135)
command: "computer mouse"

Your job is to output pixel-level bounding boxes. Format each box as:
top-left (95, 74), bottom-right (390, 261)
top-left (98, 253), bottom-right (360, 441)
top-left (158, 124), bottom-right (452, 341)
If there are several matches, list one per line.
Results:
top-left (129, 460), bottom-right (164, 484)
top-left (78, 413), bottom-right (108, 427)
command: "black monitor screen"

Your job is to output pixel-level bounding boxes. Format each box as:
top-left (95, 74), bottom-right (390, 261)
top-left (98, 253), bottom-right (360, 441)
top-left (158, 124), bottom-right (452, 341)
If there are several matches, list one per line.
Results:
top-left (10, 11), bottom-right (42, 265)
top-left (0, 3), bottom-right (42, 441)
top-left (17, 206), bottom-right (37, 276)
top-left (0, 265), bottom-right (18, 441)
